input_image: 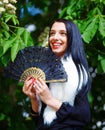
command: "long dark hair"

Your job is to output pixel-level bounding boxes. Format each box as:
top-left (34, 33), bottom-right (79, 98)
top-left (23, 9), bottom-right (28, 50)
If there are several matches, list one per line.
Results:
top-left (49, 18), bottom-right (91, 95)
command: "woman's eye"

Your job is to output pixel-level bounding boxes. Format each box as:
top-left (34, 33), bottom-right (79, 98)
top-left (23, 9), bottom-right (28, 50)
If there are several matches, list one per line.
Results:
top-left (49, 31), bottom-right (67, 36)
top-left (50, 32), bottom-right (55, 36)
top-left (60, 32), bottom-right (67, 36)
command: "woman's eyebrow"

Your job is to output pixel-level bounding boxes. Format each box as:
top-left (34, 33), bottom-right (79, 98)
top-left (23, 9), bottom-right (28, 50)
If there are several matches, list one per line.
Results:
top-left (50, 29), bottom-right (66, 32)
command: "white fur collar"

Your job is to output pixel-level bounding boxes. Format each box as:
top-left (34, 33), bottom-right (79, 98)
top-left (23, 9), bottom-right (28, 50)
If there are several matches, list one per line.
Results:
top-left (43, 55), bottom-right (87, 125)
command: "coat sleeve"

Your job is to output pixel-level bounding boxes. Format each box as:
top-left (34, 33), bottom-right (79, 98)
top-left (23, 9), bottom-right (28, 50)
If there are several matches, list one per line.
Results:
top-left (56, 92), bottom-right (91, 124)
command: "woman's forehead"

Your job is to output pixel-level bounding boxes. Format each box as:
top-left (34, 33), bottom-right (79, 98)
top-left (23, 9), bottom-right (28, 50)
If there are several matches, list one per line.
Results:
top-left (51, 22), bottom-right (66, 31)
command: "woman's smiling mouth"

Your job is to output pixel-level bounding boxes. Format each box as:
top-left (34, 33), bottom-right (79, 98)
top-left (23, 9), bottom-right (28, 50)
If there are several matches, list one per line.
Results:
top-left (51, 43), bottom-right (61, 49)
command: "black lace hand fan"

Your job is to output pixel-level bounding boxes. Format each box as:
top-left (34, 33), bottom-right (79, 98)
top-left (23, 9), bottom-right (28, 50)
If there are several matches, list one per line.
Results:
top-left (5, 46), bottom-right (67, 83)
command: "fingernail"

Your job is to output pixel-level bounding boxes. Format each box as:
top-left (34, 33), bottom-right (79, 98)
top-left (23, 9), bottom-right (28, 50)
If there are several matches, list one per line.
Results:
top-left (31, 78), bottom-right (35, 84)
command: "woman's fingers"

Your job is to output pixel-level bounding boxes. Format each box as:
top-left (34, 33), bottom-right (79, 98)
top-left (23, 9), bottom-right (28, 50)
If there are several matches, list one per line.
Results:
top-left (34, 78), bottom-right (48, 95)
top-left (33, 78), bottom-right (52, 104)
top-left (22, 76), bottom-right (36, 95)
top-left (23, 80), bottom-right (31, 92)
top-left (23, 77), bottom-right (47, 98)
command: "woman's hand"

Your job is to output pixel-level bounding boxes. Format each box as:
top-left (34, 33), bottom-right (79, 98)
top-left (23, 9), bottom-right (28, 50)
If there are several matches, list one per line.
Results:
top-left (22, 76), bottom-right (36, 99)
top-left (34, 78), bottom-right (62, 111)
top-left (34, 78), bottom-right (52, 104)
top-left (22, 76), bottom-right (39, 112)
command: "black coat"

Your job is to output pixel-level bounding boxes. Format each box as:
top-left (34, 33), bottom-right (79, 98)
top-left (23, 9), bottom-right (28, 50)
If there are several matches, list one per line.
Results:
top-left (33, 90), bottom-right (90, 130)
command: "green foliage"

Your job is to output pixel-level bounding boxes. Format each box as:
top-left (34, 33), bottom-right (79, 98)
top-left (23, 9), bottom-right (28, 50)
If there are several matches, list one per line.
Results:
top-left (0, 0), bottom-right (105, 130)
top-left (0, 1), bottom-right (34, 129)
top-left (0, 3), bottom-right (34, 66)
top-left (59, 0), bottom-right (105, 129)
top-left (82, 16), bottom-right (99, 43)
top-left (59, 0), bottom-right (105, 74)
top-left (0, 78), bottom-right (35, 130)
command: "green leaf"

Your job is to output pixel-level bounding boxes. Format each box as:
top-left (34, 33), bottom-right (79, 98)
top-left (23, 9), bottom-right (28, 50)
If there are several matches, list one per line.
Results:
top-left (82, 17), bottom-right (99, 43)
top-left (2, 41), bottom-right (12, 54)
top-left (98, 54), bottom-right (105, 73)
top-left (22, 29), bottom-right (34, 46)
top-left (4, 13), bottom-right (19, 25)
top-left (66, 0), bottom-right (76, 15)
top-left (78, 19), bottom-right (92, 33)
top-left (26, 35), bottom-right (34, 46)
top-left (16, 28), bottom-right (25, 35)
top-left (0, 46), bottom-right (3, 57)
top-left (3, 30), bottom-right (10, 39)
top-left (103, 39), bottom-right (105, 46)
top-left (1, 22), bottom-right (9, 31)
top-left (98, 54), bottom-right (105, 61)
top-left (4, 13), bottom-right (12, 23)
top-left (23, 29), bottom-right (29, 46)
top-left (66, 6), bottom-right (73, 16)
top-left (88, 92), bottom-right (93, 104)
top-left (14, 28), bottom-right (34, 48)
top-left (11, 40), bottom-right (20, 61)
top-left (0, 55), bottom-right (10, 66)
top-left (100, 59), bottom-right (105, 72)
top-left (12, 15), bottom-right (19, 25)
top-left (59, 7), bottom-right (67, 18)
top-left (0, 113), bottom-right (5, 121)
top-left (99, 16), bottom-right (105, 37)
top-left (3, 37), bottom-right (17, 54)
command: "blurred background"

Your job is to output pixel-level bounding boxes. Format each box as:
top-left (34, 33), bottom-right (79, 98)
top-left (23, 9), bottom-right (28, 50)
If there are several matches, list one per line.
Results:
top-left (0, 0), bottom-right (105, 130)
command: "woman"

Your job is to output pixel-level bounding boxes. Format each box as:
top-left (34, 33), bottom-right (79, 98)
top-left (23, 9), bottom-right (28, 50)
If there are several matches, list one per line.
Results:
top-left (23, 19), bottom-right (91, 130)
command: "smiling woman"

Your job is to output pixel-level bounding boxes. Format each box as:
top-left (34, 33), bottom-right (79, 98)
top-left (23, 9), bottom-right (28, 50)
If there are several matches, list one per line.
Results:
top-left (49, 22), bottom-right (67, 58)
top-left (22, 18), bottom-right (91, 130)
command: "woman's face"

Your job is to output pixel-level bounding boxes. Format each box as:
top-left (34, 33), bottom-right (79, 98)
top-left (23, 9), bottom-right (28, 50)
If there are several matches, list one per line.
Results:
top-left (49, 22), bottom-right (68, 58)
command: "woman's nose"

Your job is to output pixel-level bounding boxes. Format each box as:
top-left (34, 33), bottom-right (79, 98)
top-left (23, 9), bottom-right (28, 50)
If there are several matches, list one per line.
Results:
top-left (53, 33), bottom-right (59, 39)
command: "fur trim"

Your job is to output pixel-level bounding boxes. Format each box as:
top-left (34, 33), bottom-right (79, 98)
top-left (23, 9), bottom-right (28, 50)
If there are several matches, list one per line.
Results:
top-left (43, 55), bottom-right (88, 124)
top-left (43, 106), bottom-right (56, 124)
